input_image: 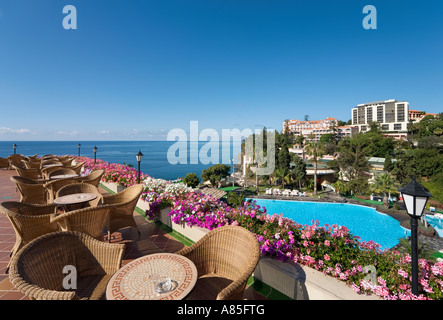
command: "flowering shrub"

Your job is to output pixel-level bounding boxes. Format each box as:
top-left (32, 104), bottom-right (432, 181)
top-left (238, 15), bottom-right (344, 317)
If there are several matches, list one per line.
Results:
top-left (74, 157), bottom-right (443, 300)
top-left (75, 156), bottom-right (150, 187)
top-left (141, 177), bottom-right (193, 220)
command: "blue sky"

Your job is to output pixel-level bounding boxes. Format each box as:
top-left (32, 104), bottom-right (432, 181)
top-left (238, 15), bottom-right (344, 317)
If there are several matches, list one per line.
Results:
top-left (0, 0), bottom-right (442, 141)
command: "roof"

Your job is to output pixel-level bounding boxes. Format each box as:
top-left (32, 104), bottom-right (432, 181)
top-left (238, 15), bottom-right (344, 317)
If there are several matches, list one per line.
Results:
top-left (196, 185), bottom-right (227, 199)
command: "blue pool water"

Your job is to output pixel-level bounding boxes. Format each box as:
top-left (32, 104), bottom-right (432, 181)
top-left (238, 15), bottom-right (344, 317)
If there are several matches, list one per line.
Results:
top-left (425, 214), bottom-right (443, 237)
top-left (251, 199), bottom-right (410, 250)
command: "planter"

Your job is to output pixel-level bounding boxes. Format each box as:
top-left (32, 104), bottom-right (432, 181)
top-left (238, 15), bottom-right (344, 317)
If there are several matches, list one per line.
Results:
top-left (253, 258), bottom-right (379, 300)
top-left (171, 222), bottom-right (209, 243)
top-left (100, 181), bottom-right (126, 194)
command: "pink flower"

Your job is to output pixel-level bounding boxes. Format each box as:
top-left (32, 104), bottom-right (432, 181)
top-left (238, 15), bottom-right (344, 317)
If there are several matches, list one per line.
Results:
top-left (324, 254), bottom-right (330, 261)
top-left (324, 240), bottom-right (330, 247)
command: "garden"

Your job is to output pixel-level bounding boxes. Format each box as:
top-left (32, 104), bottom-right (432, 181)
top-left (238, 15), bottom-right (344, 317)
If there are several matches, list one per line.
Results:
top-left (78, 156), bottom-right (443, 300)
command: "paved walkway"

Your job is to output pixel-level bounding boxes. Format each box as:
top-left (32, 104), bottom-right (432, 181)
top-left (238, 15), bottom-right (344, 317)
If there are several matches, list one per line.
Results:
top-left (0, 168), bottom-right (265, 300)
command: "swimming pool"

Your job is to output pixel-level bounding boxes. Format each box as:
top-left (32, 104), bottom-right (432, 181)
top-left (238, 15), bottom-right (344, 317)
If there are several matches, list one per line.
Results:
top-left (250, 199), bottom-right (410, 250)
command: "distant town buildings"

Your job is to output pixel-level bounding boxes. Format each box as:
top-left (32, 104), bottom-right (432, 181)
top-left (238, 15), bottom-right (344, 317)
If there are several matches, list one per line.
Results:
top-left (409, 109), bottom-right (438, 122)
top-left (283, 117), bottom-right (356, 142)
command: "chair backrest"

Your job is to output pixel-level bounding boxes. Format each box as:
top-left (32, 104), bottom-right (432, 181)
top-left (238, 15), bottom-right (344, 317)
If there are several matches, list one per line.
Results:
top-left (44, 178), bottom-right (80, 203)
top-left (11, 165), bottom-right (40, 180)
top-left (0, 201), bottom-right (59, 251)
top-left (182, 225), bottom-right (260, 281)
top-left (0, 157), bottom-right (9, 168)
top-left (8, 231), bottom-right (125, 300)
top-left (103, 184), bottom-right (143, 234)
top-left (50, 205), bottom-right (114, 240)
top-left (10, 176), bottom-right (47, 204)
top-left (56, 182), bottom-right (103, 207)
top-left (78, 169), bottom-right (104, 187)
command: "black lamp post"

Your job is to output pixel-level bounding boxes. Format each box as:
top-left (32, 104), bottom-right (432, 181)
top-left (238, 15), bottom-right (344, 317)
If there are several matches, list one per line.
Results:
top-left (398, 176), bottom-right (433, 296)
top-left (13, 144), bottom-right (17, 154)
top-left (78, 144), bottom-right (81, 157)
top-left (93, 146), bottom-right (98, 163)
top-left (136, 150), bottom-right (143, 184)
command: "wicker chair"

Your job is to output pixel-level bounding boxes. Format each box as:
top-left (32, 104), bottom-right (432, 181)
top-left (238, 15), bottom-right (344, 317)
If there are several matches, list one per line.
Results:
top-left (22, 160), bottom-right (41, 170)
top-left (10, 176), bottom-right (47, 204)
top-left (101, 184), bottom-right (143, 242)
top-left (77, 169), bottom-right (104, 187)
top-left (11, 165), bottom-right (40, 180)
top-left (176, 225), bottom-right (260, 300)
top-left (60, 158), bottom-right (74, 167)
top-left (0, 157), bottom-right (9, 169)
top-left (41, 166), bottom-right (65, 180)
top-left (8, 231), bottom-right (125, 300)
top-left (56, 182), bottom-right (103, 210)
top-left (8, 155), bottom-right (25, 170)
top-left (50, 204), bottom-right (114, 241)
top-left (44, 178), bottom-right (80, 203)
top-left (48, 168), bottom-right (77, 179)
top-left (0, 201), bottom-right (59, 273)
top-left (40, 160), bottom-right (61, 169)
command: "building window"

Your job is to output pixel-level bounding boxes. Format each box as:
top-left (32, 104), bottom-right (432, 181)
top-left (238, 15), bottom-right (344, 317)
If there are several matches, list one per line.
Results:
top-left (361, 125), bottom-right (367, 131)
top-left (377, 106), bottom-right (384, 122)
top-left (394, 123), bottom-right (402, 130)
top-left (381, 124), bottom-right (389, 131)
top-left (367, 107), bottom-right (373, 123)
top-left (397, 104), bottom-right (405, 122)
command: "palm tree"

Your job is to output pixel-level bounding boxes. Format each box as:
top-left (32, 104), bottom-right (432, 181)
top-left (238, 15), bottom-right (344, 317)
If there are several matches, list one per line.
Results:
top-left (371, 173), bottom-right (399, 207)
top-left (273, 167), bottom-right (289, 188)
top-left (305, 137), bottom-right (325, 195)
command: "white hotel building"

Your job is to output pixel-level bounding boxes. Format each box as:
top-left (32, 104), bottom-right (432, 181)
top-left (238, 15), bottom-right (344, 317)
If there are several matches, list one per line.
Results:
top-left (351, 99), bottom-right (409, 134)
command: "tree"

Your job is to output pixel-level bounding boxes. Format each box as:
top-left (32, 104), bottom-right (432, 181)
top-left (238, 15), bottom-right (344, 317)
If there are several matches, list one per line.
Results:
top-left (273, 167), bottom-right (289, 187)
top-left (201, 164), bottom-right (231, 187)
top-left (305, 137), bottom-right (325, 195)
top-left (336, 135), bottom-right (370, 182)
top-left (183, 172), bottom-right (200, 188)
top-left (371, 173), bottom-right (399, 207)
top-left (291, 156), bottom-right (306, 189)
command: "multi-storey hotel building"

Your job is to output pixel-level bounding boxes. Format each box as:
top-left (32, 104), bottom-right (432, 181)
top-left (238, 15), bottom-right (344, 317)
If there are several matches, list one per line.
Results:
top-left (351, 99), bottom-right (409, 133)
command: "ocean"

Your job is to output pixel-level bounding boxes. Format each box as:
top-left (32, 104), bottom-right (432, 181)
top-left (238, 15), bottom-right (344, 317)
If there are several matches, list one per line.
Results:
top-left (0, 141), bottom-right (240, 181)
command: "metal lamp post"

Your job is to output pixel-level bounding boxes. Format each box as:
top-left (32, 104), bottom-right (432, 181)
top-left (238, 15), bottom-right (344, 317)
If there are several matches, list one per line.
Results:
top-left (136, 150), bottom-right (143, 184)
top-left (232, 157), bottom-right (235, 187)
top-left (93, 146), bottom-right (98, 163)
top-left (13, 144), bottom-right (17, 154)
top-left (78, 144), bottom-right (81, 157)
top-left (398, 176), bottom-right (433, 296)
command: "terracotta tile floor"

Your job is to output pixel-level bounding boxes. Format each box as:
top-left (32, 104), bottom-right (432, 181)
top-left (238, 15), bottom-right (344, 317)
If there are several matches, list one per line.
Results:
top-left (0, 168), bottom-right (265, 300)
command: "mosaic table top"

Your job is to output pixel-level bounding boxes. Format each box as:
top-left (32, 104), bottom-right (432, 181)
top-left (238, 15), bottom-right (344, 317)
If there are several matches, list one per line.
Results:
top-left (53, 193), bottom-right (97, 205)
top-left (106, 253), bottom-right (198, 300)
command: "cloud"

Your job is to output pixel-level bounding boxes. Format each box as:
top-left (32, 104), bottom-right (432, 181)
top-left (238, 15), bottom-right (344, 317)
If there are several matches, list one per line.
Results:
top-left (97, 130), bottom-right (110, 135)
top-left (55, 130), bottom-right (81, 136)
top-left (0, 126), bottom-right (33, 134)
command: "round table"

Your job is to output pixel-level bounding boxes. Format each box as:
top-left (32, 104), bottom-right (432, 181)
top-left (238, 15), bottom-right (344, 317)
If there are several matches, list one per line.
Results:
top-left (50, 174), bottom-right (79, 180)
top-left (53, 193), bottom-right (97, 211)
top-left (106, 253), bottom-right (198, 300)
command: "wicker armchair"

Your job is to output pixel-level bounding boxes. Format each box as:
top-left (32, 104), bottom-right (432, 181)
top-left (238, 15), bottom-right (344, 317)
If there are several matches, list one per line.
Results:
top-left (56, 182), bottom-right (103, 210)
top-left (176, 225), bottom-right (260, 300)
top-left (41, 166), bottom-right (65, 180)
top-left (8, 231), bottom-right (125, 300)
top-left (0, 157), bottom-right (9, 169)
top-left (60, 158), bottom-right (74, 167)
top-left (44, 178), bottom-right (80, 203)
top-left (101, 184), bottom-right (143, 242)
top-left (0, 201), bottom-right (59, 273)
top-left (77, 169), bottom-right (104, 187)
top-left (10, 176), bottom-right (47, 204)
top-left (50, 204), bottom-right (114, 241)
top-left (40, 160), bottom-right (61, 169)
top-left (11, 165), bottom-right (40, 180)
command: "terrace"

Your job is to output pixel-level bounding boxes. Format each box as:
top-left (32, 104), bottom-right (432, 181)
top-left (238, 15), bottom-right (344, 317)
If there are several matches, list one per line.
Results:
top-left (1, 155), bottom-right (442, 301)
top-left (0, 165), bottom-right (268, 300)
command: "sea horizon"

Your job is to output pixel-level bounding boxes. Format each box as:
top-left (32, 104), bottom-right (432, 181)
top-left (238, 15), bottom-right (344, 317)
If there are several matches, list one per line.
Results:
top-left (0, 140), bottom-right (240, 181)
